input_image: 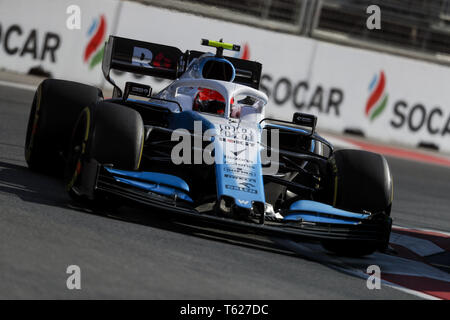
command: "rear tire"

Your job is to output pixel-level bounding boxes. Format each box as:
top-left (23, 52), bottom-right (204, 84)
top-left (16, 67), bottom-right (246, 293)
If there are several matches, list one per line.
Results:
top-left (321, 149), bottom-right (393, 256)
top-left (25, 79), bottom-right (102, 176)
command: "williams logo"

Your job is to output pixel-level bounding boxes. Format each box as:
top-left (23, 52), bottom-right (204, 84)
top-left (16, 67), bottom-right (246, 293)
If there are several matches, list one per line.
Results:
top-left (365, 70), bottom-right (388, 121)
top-left (84, 15), bottom-right (106, 69)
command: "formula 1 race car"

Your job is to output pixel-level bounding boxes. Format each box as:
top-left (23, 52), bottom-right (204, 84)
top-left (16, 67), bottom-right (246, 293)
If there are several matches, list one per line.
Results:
top-left (24, 36), bottom-right (393, 256)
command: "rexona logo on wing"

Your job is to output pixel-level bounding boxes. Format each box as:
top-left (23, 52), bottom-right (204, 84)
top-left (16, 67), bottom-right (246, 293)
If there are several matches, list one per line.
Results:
top-left (84, 15), bottom-right (106, 69)
top-left (365, 70), bottom-right (388, 121)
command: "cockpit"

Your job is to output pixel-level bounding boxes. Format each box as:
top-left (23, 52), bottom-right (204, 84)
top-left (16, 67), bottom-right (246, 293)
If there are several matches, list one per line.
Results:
top-left (154, 39), bottom-right (268, 120)
top-left (192, 87), bottom-right (265, 119)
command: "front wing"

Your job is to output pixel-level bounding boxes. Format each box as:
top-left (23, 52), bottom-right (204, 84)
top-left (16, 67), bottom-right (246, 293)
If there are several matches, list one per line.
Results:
top-left (84, 163), bottom-right (391, 244)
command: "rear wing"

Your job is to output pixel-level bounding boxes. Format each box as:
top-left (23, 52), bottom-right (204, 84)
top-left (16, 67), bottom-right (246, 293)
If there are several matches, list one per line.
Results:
top-left (102, 36), bottom-right (183, 96)
top-left (102, 36), bottom-right (263, 96)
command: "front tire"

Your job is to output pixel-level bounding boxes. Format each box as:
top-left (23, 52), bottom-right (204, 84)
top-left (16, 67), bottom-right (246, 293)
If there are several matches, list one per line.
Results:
top-left (65, 102), bottom-right (145, 205)
top-left (321, 149), bottom-right (393, 256)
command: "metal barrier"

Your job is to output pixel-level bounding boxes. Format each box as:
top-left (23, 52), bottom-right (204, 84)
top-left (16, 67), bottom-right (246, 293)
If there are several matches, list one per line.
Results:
top-left (138, 0), bottom-right (450, 66)
top-left (312, 0), bottom-right (450, 65)
top-left (137, 0), bottom-right (311, 33)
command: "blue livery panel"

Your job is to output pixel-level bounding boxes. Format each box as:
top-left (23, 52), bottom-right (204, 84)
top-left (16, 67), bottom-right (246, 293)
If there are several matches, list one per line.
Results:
top-left (104, 167), bottom-right (192, 202)
top-left (285, 200), bottom-right (370, 225)
top-left (214, 123), bottom-right (265, 209)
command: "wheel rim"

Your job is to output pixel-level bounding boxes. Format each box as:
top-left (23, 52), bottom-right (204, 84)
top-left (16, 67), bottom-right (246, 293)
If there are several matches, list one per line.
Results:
top-left (65, 108), bottom-right (91, 191)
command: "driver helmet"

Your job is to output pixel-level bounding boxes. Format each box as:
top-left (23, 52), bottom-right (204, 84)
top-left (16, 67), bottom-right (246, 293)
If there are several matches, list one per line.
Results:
top-left (193, 87), bottom-right (226, 115)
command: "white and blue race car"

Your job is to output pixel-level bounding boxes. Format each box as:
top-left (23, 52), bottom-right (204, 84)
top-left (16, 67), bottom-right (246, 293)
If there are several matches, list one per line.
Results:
top-left (25, 36), bottom-right (393, 256)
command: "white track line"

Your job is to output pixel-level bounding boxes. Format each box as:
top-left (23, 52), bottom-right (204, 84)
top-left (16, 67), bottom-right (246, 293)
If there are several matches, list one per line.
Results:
top-left (389, 232), bottom-right (445, 256)
top-left (330, 265), bottom-right (441, 300)
top-left (274, 227), bottom-right (450, 300)
top-left (393, 225), bottom-right (450, 237)
top-left (0, 80), bottom-right (37, 91)
top-left (320, 133), bottom-right (361, 149)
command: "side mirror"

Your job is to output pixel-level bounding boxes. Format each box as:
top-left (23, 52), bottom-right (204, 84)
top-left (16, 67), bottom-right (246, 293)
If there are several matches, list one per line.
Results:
top-left (112, 86), bottom-right (122, 98)
top-left (123, 82), bottom-right (152, 100)
top-left (293, 112), bottom-right (317, 134)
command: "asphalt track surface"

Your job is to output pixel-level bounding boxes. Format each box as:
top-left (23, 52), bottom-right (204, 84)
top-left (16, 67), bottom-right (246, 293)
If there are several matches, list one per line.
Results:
top-left (1, 84), bottom-right (449, 299)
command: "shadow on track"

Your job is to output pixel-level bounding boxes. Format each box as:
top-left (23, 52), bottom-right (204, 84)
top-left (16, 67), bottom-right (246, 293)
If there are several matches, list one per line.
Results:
top-left (106, 206), bottom-right (298, 257)
top-left (0, 160), bottom-right (69, 208)
top-left (0, 160), bottom-right (297, 257)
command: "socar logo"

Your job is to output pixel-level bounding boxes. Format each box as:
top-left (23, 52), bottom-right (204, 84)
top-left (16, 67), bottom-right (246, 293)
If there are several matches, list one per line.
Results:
top-left (365, 70), bottom-right (388, 121)
top-left (84, 15), bottom-right (106, 69)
